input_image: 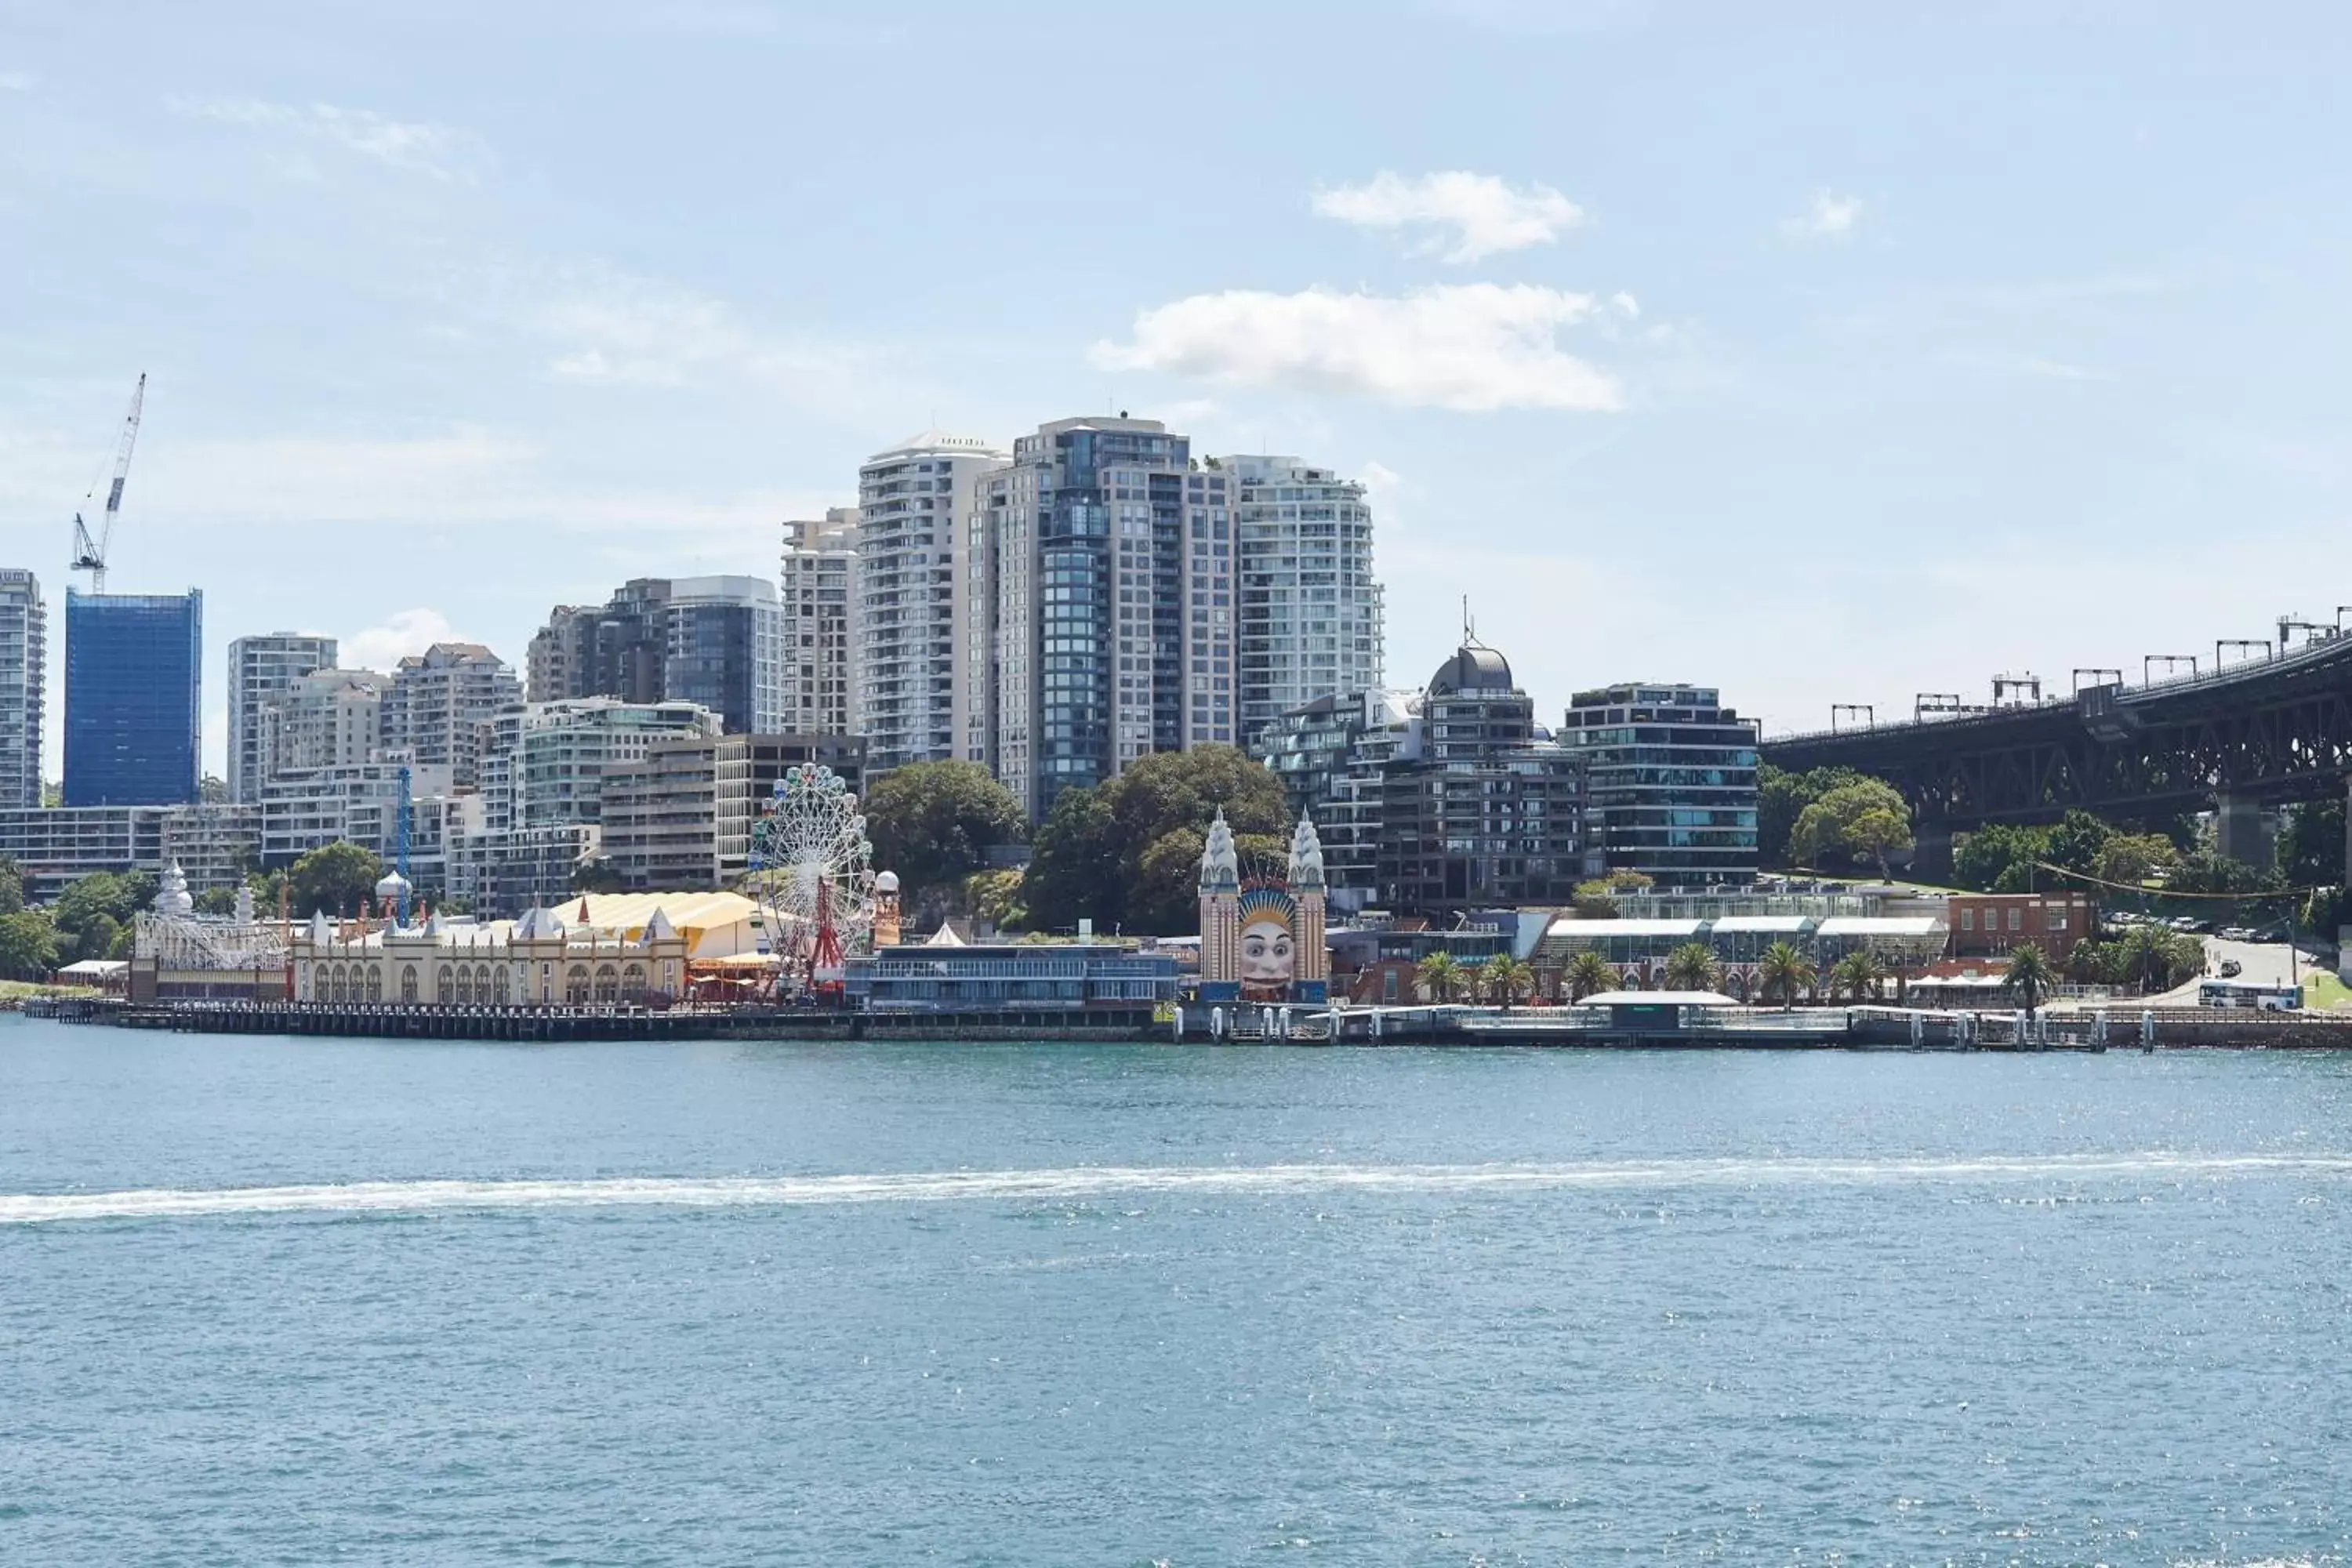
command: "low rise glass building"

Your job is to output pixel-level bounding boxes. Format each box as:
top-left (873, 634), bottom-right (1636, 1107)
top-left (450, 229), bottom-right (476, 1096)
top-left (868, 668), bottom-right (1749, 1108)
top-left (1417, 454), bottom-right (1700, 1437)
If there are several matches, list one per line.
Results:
top-left (1561, 682), bottom-right (1760, 888)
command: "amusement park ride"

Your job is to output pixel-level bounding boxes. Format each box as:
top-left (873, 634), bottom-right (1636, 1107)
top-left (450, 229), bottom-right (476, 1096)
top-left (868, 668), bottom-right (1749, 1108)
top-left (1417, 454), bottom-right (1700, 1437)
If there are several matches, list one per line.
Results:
top-left (744, 764), bottom-right (877, 1001)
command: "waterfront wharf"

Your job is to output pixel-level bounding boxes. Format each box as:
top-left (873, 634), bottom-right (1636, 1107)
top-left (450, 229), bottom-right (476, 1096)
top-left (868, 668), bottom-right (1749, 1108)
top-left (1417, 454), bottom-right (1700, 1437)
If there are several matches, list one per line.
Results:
top-left (27, 998), bottom-right (2352, 1051)
top-left (50, 999), bottom-right (1164, 1044)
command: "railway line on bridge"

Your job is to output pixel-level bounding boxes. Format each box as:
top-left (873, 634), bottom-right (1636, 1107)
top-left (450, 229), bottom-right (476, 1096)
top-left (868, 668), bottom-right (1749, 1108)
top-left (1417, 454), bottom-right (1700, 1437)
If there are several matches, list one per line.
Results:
top-left (1761, 626), bottom-right (2352, 877)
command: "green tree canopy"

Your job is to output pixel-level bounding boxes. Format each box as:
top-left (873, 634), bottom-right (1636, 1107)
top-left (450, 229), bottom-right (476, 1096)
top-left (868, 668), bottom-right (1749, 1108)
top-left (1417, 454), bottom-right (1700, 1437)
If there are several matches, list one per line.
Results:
top-left (2092, 832), bottom-right (2181, 887)
top-left (0, 909), bottom-right (60, 980)
top-left (862, 760), bottom-right (1027, 896)
top-left (1759, 764), bottom-right (1868, 869)
top-left (50, 870), bottom-right (158, 962)
top-left (2281, 793), bottom-right (2347, 889)
top-left (0, 855), bottom-right (24, 916)
top-left (1021, 746), bottom-right (1290, 934)
top-left (1788, 778), bottom-right (1913, 874)
top-left (289, 840), bottom-right (386, 917)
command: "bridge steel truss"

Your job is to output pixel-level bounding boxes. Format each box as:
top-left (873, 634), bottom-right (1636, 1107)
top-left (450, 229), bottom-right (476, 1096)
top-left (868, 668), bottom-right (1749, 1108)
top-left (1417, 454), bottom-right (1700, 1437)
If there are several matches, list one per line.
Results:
top-left (1763, 637), bottom-right (2352, 833)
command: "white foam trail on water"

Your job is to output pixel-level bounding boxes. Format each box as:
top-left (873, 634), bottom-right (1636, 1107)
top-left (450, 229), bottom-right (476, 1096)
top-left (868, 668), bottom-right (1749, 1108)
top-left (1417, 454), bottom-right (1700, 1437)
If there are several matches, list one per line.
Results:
top-left (4, 1153), bottom-right (2349, 1226)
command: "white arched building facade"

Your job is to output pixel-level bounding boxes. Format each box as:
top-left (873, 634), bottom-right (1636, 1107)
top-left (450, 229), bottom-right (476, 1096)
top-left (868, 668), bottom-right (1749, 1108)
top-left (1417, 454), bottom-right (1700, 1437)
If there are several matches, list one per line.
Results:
top-left (291, 906), bottom-right (689, 1007)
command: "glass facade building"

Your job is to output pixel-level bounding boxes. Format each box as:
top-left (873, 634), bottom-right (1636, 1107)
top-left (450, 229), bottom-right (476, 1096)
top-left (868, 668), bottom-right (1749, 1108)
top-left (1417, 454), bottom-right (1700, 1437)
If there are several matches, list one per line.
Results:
top-left (1561, 682), bottom-right (1761, 887)
top-left (64, 588), bottom-right (201, 807)
top-left (972, 416), bottom-right (1234, 819)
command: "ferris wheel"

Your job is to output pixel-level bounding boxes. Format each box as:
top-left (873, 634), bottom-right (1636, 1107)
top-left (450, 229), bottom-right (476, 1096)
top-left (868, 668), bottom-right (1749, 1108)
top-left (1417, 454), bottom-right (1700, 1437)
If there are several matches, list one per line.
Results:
top-left (746, 764), bottom-right (877, 993)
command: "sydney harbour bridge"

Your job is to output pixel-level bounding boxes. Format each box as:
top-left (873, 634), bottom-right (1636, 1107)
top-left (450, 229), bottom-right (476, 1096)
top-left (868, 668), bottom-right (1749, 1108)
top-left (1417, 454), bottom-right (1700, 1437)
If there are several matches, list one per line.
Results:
top-left (1760, 619), bottom-right (2352, 880)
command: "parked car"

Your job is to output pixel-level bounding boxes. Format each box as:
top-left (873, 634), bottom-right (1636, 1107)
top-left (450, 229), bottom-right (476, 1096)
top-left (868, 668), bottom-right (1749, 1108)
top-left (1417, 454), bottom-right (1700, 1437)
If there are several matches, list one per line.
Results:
top-left (2220, 959), bottom-right (2243, 978)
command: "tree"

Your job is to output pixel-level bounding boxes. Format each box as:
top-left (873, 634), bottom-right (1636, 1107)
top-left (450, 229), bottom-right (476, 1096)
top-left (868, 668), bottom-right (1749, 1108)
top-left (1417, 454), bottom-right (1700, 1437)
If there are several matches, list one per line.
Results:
top-left (1845, 808), bottom-right (1913, 880)
top-left (1954, 822), bottom-right (2056, 892)
top-left (50, 872), bottom-right (156, 963)
top-left (1663, 942), bottom-right (1721, 993)
top-left (1788, 779), bottom-right (1911, 873)
top-left (2281, 793), bottom-right (2347, 889)
top-left (1759, 764), bottom-right (1866, 869)
top-left (1416, 952), bottom-right (1465, 1003)
top-left (1565, 950), bottom-right (1616, 1002)
top-left (1132, 827), bottom-right (1286, 937)
top-left (1829, 949), bottom-right (1886, 1001)
top-left (1479, 954), bottom-right (1535, 1010)
top-left (2004, 942), bottom-right (2056, 1020)
top-left (1757, 941), bottom-right (1817, 1011)
top-left (2093, 833), bottom-right (2180, 887)
top-left (0, 909), bottom-right (60, 980)
top-left (862, 761), bottom-right (1027, 896)
top-left (2167, 849), bottom-right (2283, 898)
top-left (1020, 746), bottom-right (1290, 935)
top-left (288, 840), bottom-right (386, 916)
top-left (0, 855), bottom-right (23, 916)
top-left (1570, 869), bottom-right (1654, 918)
top-left (199, 775), bottom-right (229, 804)
top-left (959, 869), bottom-right (1027, 932)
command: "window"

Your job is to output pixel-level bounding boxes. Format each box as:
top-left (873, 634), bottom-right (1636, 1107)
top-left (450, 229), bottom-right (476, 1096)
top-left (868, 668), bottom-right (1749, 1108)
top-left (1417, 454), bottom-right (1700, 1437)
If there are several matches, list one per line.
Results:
top-left (2007, 908), bottom-right (2023, 932)
top-left (1961, 909), bottom-right (1974, 931)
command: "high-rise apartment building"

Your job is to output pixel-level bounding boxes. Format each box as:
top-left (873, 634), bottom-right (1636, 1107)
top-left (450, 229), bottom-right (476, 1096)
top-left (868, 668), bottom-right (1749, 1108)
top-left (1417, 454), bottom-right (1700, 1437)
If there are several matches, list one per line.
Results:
top-left (378, 642), bottom-right (520, 789)
top-left (1227, 456), bottom-right (1383, 743)
top-left (968, 416), bottom-right (1235, 819)
top-left (1562, 682), bottom-right (1761, 887)
top-left (227, 633), bottom-right (337, 803)
top-left (779, 510), bottom-right (859, 737)
top-left (64, 588), bottom-right (202, 808)
top-left (273, 669), bottom-right (387, 774)
top-left (0, 571), bottom-right (45, 808)
top-left (855, 430), bottom-right (1007, 775)
top-left (525, 577), bottom-right (784, 734)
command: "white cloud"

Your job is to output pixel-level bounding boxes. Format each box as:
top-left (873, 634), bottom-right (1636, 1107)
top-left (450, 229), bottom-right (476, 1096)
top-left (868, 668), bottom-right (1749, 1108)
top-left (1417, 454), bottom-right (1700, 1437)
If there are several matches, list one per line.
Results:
top-left (1783, 189), bottom-right (1864, 241)
top-left (172, 98), bottom-right (465, 178)
top-left (340, 608), bottom-right (467, 672)
top-left (533, 267), bottom-right (877, 402)
top-left (1093, 284), bottom-right (1621, 412)
top-left (0, 70), bottom-right (34, 93)
top-left (1312, 171), bottom-right (1583, 263)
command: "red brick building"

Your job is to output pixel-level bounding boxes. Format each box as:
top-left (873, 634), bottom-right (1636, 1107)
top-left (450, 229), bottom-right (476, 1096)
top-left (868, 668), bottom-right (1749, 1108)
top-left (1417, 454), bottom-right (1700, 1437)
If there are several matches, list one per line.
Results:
top-left (1947, 891), bottom-right (2094, 963)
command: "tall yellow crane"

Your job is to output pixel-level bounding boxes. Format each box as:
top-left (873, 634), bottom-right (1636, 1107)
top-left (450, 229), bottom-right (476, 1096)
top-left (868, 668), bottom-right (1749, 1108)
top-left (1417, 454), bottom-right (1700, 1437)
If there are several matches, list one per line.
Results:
top-left (70, 373), bottom-right (146, 593)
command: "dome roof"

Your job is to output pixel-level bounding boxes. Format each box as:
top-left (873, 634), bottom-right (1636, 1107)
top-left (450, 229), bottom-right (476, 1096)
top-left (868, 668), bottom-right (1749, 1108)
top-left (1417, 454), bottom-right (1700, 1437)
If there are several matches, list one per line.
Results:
top-left (1428, 641), bottom-right (1515, 696)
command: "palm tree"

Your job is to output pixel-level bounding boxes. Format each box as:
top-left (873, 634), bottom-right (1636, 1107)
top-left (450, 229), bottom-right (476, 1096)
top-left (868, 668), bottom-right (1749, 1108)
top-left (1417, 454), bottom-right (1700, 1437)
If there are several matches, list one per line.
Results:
top-left (1565, 949), bottom-right (1616, 1002)
top-left (1757, 941), bottom-right (1817, 1011)
top-left (1479, 954), bottom-right (1534, 1011)
top-left (1829, 949), bottom-right (1886, 1001)
top-left (1415, 951), bottom-right (1465, 1004)
top-left (1663, 942), bottom-right (1721, 993)
top-left (2004, 942), bottom-right (2056, 1020)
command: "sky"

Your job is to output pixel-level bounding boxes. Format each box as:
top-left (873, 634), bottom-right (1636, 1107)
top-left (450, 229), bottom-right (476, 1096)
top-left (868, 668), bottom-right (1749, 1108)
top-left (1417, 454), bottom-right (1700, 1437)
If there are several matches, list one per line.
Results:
top-left (6, 0), bottom-right (2352, 779)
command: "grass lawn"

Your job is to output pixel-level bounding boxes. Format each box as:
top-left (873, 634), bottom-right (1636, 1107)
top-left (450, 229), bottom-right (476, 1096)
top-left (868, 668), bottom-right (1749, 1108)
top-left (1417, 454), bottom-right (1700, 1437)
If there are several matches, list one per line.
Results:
top-left (2304, 971), bottom-right (2352, 1011)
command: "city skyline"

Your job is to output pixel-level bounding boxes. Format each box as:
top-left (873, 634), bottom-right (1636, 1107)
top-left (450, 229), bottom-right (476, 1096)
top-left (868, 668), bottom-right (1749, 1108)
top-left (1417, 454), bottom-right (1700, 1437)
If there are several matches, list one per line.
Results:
top-left (8, 5), bottom-right (2349, 785)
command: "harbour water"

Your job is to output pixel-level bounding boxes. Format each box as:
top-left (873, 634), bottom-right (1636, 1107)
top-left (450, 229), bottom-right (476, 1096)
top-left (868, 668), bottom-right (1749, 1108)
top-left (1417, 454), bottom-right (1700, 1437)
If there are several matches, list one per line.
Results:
top-left (4, 1019), bottom-right (2349, 1564)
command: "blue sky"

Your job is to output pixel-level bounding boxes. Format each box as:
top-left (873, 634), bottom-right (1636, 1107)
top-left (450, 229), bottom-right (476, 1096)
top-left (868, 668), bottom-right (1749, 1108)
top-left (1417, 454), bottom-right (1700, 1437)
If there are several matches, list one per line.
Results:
top-left (5, 1), bottom-right (2351, 776)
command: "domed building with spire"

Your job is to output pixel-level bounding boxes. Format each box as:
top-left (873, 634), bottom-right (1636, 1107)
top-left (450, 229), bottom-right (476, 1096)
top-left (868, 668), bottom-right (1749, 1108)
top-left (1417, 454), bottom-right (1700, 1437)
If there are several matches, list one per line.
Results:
top-left (1256, 633), bottom-right (1592, 920)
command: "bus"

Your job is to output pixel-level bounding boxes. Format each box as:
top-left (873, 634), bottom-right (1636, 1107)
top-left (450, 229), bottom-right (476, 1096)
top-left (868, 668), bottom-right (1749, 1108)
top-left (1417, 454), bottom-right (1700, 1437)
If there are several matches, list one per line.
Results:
top-left (2198, 979), bottom-right (2302, 1011)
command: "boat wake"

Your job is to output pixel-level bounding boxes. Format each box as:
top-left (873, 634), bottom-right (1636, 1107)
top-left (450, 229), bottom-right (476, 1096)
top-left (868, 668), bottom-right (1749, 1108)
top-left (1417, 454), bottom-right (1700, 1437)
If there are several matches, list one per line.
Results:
top-left (4, 1152), bottom-right (2348, 1225)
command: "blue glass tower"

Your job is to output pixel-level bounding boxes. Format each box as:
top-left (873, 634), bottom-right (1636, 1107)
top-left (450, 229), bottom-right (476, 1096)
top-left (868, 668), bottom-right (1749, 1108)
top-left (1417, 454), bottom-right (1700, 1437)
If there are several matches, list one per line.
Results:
top-left (64, 588), bottom-right (202, 806)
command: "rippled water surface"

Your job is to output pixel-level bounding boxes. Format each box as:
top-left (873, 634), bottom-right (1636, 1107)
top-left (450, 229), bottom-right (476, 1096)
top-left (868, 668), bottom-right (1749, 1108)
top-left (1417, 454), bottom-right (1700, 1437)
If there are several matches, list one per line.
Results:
top-left (4, 1021), bottom-right (2349, 1565)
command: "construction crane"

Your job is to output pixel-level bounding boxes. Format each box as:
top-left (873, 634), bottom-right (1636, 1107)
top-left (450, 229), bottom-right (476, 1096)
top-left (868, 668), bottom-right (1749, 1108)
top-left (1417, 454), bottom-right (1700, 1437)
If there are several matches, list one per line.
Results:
top-left (70, 373), bottom-right (147, 593)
